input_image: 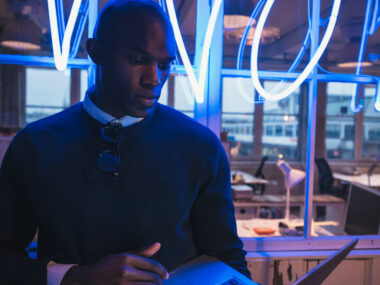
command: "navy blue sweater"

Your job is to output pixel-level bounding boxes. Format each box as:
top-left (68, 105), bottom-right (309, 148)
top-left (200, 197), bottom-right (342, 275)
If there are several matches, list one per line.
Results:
top-left (0, 102), bottom-right (249, 284)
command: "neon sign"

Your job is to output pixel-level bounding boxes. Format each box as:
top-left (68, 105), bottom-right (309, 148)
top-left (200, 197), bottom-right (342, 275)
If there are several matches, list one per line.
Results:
top-left (350, 0), bottom-right (377, 113)
top-left (45, 0), bottom-right (379, 111)
top-left (250, 0), bottom-right (341, 101)
top-left (165, 0), bottom-right (222, 103)
top-left (47, 0), bottom-right (82, 71)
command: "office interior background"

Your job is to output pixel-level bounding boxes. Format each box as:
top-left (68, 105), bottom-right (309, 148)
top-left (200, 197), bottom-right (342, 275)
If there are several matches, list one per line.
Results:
top-left (0, 0), bottom-right (379, 284)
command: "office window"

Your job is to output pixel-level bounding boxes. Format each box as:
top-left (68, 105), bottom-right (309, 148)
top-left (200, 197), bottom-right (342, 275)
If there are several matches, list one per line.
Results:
top-left (326, 124), bottom-right (341, 139)
top-left (26, 68), bottom-right (70, 124)
top-left (275, 125), bottom-right (282, 136)
top-left (174, 75), bottom-right (194, 118)
top-left (326, 83), bottom-right (355, 159)
top-left (362, 86), bottom-right (380, 158)
top-left (263, 81), bottom-right (300, 160)
top-left (285, 125), bottom-right (293, 137)
top-left (80, 70), bottom-right (88, 101)
top-left (159, 80), bottom-right (169, 106)
top-left (222, 77), bottom-right (254, 158)
top-left (266, 125), bottom-right (273, 136)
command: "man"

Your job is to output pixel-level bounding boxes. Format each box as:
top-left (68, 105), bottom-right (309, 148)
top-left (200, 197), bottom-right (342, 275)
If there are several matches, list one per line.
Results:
top-left (0, 0), bottom-right (250, 284)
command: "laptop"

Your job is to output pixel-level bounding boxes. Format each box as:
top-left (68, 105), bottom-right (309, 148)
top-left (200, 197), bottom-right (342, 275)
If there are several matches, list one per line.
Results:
top-left (293, 238), bottom-right (358, 284)
top-left (163, 255), bottom-right (258, 285)
top-left (164, 238), bottom-right (358, 285)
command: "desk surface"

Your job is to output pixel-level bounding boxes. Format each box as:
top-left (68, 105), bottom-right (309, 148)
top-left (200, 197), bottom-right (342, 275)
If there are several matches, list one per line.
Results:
top-left (236, 218), bottom-right (338, 237)
top-left (234, 194), bottom-right (344, 205)
top-left (333, 173), bottom-right (380, 187)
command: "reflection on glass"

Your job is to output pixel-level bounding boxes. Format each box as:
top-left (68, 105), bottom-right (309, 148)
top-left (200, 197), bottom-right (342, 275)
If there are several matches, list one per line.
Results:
top-left (363, 86), bottom-right (380, 159)
top-left (174, 75), bottom-right (194, 118)
top-left (263, 81), bottom-right (299, 160)
top-left (221, 77), bottom-right (254, 157)
top-left (26, 67), bottom-right (70, 124)
top-left (326, 82), bottom-right (355, 159)
top-left (158, 80), bottom-right (169, 106)
top-left (80, 70), bottom-right (88, 101)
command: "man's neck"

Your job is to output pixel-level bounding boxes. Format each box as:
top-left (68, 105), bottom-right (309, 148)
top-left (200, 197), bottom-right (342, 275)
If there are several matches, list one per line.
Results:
top-left (90, 85), bottom-right (126, 119)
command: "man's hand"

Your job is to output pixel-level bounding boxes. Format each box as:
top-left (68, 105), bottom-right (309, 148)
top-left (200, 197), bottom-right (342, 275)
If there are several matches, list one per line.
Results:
top-left (61, 242), bottom-right (169, 285)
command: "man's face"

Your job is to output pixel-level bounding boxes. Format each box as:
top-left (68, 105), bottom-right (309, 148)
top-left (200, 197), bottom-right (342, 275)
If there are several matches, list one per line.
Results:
top-left (99, 14), bottom-right (176, 118)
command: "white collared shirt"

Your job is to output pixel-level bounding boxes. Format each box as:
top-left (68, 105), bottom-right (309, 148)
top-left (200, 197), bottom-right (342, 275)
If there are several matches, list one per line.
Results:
top-left (83, 92), bottom-right (142, 126)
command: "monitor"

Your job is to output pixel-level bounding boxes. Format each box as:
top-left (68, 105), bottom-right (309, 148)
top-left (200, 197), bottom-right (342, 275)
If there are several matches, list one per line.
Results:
top-left (344, 182), bottom-right (380, 235)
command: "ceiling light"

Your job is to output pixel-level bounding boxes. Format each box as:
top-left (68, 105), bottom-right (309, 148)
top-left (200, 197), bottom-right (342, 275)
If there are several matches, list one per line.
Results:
top-left (337, 61), bottom-right (372, 68)
top-left (224, 15), bottom-right (254, 30)
top-left (0, 16), bottom-right (41, 51)
top-left (336, 43), bottom-right (373, 68)
top-left (224, 0), bottom-right (256, 30)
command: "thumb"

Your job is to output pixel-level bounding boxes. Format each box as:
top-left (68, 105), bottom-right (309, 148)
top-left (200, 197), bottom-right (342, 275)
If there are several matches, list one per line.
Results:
top-left (134, 242), bottom-right (161, 258)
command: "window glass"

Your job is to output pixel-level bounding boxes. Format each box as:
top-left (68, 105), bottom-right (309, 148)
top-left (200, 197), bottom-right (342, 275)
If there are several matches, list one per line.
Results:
top-left (174, 75), bottom-right (194, 118)
top-left (221, 77), bottom-right (254, 157)
top-left (159, 80), bottom-right (169, 106)
top-left (26, 68), bottom-right (70, 124)
top-left (0, 2), bottom-right (89, 59)
top-left (326, 82), bottom-right (355, 159)
top-left (263, 81), bottom-right (299, 160)
top-left (80, 70), bottom-right (88, 101)
top-left (362, 85), bottom-right (380, 158)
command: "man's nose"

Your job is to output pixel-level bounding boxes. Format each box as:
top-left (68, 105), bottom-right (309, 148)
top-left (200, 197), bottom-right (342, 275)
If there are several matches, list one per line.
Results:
top-left (141, 63), bottom-right (161, 89)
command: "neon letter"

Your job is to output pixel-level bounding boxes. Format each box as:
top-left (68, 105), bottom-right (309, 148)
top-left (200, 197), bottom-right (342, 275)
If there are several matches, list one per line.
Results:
top-left (165, 0), bottom-right (222, 103)
top-left (250, 0), bottom-right (341, 101)
top-left (47, 0), bottom-right (82, 71)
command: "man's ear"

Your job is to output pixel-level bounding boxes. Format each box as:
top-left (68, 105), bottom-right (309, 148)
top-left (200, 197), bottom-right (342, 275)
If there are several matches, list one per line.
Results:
top-left (86, 38), bottom-right (103, 65)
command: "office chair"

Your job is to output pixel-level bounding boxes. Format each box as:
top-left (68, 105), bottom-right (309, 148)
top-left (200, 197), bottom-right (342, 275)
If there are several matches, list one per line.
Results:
top-left (252, 156), bottom-right (268, 195)
top-left (315, 157), bottom-right (347, 198)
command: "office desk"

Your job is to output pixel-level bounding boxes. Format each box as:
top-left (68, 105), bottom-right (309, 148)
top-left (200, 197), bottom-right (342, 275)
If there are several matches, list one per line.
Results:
top-left (236, 218), bottom-right (339, 237)
top-left (333, 173), bottom-right (380, 187)
top-left (234, 194), bottom-right (346, 227)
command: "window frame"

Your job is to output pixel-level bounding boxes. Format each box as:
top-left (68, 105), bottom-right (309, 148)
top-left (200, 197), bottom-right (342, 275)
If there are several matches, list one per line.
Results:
top-left (0, 0), bottom-right (379, 254)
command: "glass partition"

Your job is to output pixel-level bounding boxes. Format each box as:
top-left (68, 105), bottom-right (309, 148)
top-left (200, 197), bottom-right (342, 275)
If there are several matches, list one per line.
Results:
top-left (222, 77), bottom-right (254, 158)
top-left (326, 82), bottom-right (355, 159)
top-left (363, 86), bottom-right (380, 159)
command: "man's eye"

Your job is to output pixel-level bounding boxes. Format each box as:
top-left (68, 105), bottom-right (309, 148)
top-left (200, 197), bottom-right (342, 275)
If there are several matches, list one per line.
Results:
top-left (128, 56), bottom-right (144, 65)
top-left (158, 62), bottom-right (171, 71)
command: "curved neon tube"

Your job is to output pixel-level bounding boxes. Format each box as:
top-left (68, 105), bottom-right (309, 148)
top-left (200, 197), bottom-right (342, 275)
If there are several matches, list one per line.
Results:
top-left (236, 0), bottom-right (266, 103)
top-left (375, 80), bottom-right (380, 112)
top-left (165, 0), bottom-right (222, 103)
top-left (47, 0), bottom-right (82, 71)
top-left (250, 0), bottom-right (341, 101)
top-left (350, 0), bottom-right (375, 113)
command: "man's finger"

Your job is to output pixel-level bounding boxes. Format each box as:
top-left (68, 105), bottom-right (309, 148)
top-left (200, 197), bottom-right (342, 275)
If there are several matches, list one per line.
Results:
top-left (135, 242), bottom-right (161, 258)
top-left (123, 254), bottom-right (169, 280)
top-left (123, 267), bottom-right (163, 284)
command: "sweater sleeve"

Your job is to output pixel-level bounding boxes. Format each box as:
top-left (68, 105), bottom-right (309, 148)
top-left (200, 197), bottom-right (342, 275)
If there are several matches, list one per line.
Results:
top-left (189, 139), bottom-right (251, 279)
top-left (0, 132), bottom-right (50, 284)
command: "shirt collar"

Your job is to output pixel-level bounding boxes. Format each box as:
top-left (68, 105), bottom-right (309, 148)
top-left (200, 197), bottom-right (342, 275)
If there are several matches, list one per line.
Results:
top-left (83, 91), bottom-right (142, 127)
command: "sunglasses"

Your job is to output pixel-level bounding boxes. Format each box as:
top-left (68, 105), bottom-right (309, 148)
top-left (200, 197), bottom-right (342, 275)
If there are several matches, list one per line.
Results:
top-left (97, 120), bottom-right (123, 177)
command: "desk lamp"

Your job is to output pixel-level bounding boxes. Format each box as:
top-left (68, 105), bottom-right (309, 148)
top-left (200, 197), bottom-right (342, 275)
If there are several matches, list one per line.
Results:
top-left (277, 160), bottom-right (305, 221)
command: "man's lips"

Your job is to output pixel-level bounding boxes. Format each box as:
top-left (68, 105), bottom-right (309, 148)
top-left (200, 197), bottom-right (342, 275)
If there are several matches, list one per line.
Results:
top-left (135, 94), bottom-right (158, 107)
top-left (135, 94), bottom-right (158, 100)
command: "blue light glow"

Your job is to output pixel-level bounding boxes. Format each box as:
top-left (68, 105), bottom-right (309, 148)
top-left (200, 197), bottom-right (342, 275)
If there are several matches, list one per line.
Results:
top-left (350, 0), bottom-right (375, 113)
top-left (375, 81), bottom-right (380, 112)
top-left (250, 0), bottom-right (341, 101)
top-left (165, 0), bottom-right (222, 103)
top-left (47, 0), bottom-right (82, 71)
top-left (236, 0), bottom-right (266, 103)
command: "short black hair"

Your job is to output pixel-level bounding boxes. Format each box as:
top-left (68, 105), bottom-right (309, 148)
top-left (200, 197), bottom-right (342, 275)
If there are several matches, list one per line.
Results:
top-left (93, 0), bottom-right (170, 42)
